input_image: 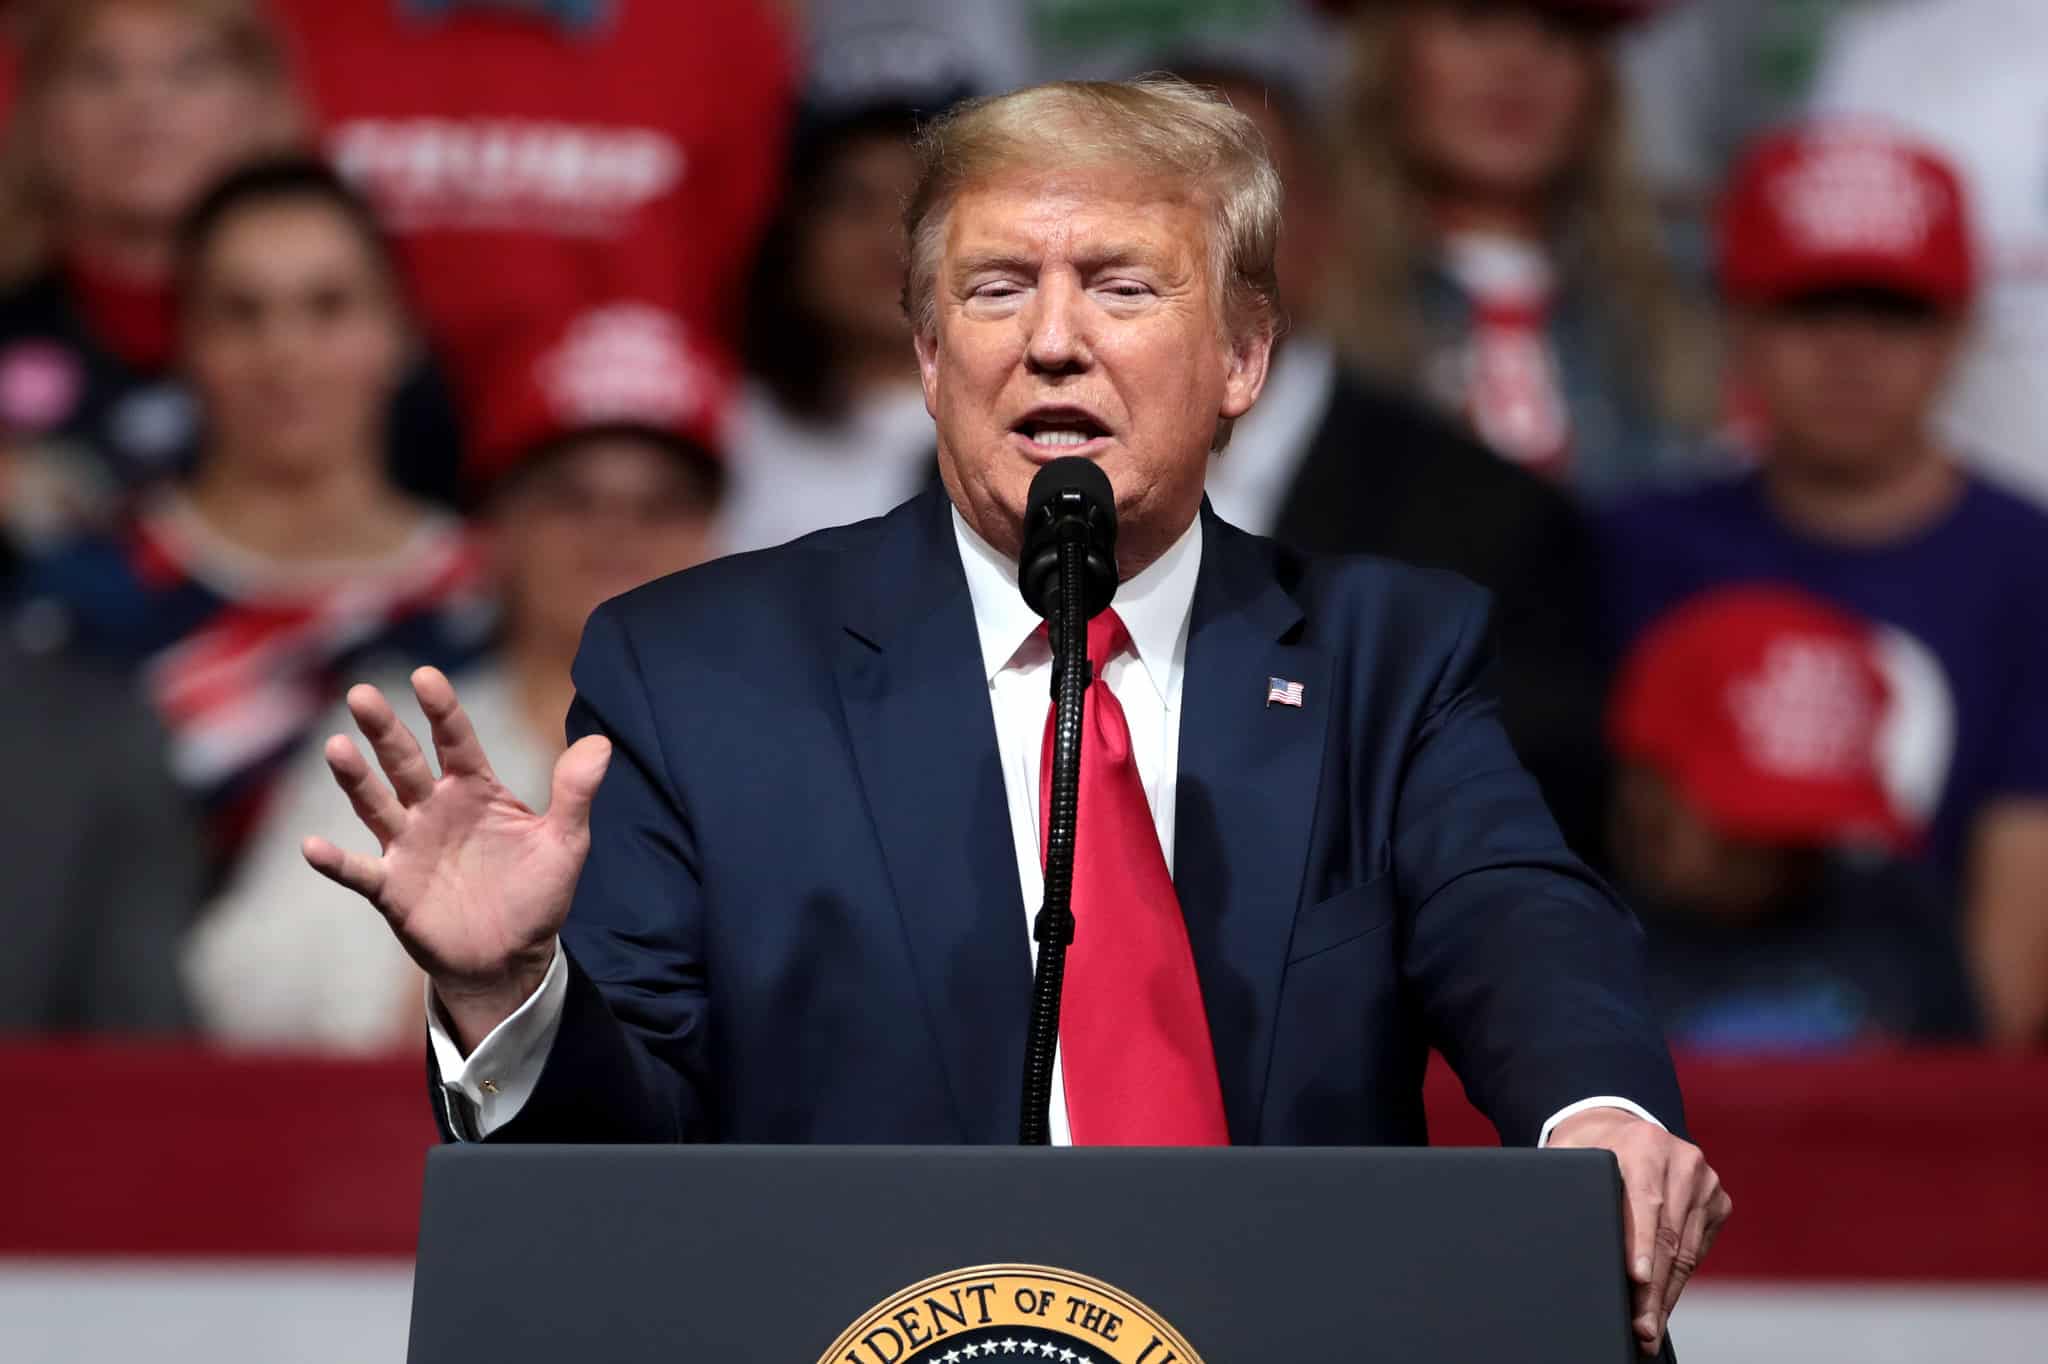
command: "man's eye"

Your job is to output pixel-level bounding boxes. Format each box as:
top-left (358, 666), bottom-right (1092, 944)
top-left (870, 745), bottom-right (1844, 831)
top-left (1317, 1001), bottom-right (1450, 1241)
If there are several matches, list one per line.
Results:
top-left (973, 283), bottom-right (1021, 299)
top-left (1103, 283), bottom-right (1151, 298)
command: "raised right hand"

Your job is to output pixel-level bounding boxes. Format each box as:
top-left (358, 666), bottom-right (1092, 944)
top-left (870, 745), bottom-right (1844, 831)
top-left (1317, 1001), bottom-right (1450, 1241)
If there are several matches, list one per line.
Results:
top-left (302, 666), bottom-right (612, 1051)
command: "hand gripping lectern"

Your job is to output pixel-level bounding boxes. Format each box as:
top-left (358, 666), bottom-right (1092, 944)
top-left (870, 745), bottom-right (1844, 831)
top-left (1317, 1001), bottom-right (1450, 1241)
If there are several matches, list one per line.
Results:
top-left (407, 1145), bottom-right (1659, 1363)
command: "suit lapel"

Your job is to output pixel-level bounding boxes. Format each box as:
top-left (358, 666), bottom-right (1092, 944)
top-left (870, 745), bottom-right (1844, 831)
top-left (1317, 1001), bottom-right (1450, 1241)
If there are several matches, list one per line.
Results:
top-left (834, 490), bottom-right (1031, 1143)
top-left (1176, 506), bottom-right (1332, 1141)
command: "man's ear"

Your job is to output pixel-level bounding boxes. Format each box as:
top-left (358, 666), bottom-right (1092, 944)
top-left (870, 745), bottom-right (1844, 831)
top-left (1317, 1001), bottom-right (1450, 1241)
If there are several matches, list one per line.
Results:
top-left (1219, 323), bottom-right (1275, 420)
top-left (914, 326), bottom-right (941, 419)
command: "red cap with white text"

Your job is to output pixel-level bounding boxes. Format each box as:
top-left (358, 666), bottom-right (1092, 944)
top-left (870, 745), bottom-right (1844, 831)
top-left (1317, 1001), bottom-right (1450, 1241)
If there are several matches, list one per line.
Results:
top-left (1609, 586), bottom-right (1920, 852)
top-left (1719, 123), bottom-right (1976, 310)
top-left (471, 301), bottom-right (735, 486)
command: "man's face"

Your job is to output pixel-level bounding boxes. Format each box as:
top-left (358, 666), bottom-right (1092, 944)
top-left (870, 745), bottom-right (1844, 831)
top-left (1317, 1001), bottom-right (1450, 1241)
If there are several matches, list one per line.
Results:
top-left (918, 166), bottom-right (1270, 574)
top-left (1739, 291), bottom-right (1964, 480)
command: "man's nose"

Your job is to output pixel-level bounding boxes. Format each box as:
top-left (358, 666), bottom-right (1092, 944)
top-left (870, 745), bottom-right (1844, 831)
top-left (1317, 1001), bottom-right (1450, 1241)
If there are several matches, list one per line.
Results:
top-left (1024, 276), bottom-right (1092, 375)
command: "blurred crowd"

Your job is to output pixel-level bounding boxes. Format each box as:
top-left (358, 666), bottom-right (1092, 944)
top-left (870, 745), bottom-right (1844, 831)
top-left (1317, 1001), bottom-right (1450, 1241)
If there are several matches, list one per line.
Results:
top-left (1, 0), bottom-right (2043, 1057)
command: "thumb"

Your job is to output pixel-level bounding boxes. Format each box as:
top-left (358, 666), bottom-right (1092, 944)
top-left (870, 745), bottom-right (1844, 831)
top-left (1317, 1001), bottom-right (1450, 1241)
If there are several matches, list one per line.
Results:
top-left (547, 735), bottom-right (613, 839)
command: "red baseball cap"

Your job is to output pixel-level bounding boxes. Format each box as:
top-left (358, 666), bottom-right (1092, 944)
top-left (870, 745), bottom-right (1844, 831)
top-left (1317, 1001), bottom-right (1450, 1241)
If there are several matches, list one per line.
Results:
top-left (1719, 122), bottom-right (1976, 310)
top-left (469, 301), bottom-right (735, 489)
top-left (1608, 586), bottom-right (1920, 852)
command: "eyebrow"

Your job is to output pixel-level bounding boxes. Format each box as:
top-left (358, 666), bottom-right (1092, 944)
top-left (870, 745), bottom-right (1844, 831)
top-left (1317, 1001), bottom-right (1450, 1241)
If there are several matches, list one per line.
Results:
top-left (949, 251), bottom-right (1037, 281)
top-left (948, 242), bottom-right (1171, 282)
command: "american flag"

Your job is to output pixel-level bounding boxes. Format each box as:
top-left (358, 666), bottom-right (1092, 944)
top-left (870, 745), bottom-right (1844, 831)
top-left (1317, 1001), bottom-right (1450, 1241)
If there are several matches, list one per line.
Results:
top-left (1266, 676), bottom-right (1305, 708)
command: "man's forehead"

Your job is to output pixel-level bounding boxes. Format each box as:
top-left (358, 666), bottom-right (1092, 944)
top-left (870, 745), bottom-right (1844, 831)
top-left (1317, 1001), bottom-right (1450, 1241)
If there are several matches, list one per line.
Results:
top-left (943, 167), bottom-right (1206, 263)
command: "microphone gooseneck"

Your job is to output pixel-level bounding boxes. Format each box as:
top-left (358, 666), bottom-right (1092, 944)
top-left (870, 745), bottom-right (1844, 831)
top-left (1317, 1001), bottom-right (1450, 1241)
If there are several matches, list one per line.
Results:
top-left (1016, 457), bottom-right (1118, 1147)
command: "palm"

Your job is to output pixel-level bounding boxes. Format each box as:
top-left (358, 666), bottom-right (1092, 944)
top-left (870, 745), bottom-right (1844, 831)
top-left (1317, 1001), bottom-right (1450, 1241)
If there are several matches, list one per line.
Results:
top-left (303, 668), bottom-right (612, 997)
top-left (376, 768), bottom-right (580, 984)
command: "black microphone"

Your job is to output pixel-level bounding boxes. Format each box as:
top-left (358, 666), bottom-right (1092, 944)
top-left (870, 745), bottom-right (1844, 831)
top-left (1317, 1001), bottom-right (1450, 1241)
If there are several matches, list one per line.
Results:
top-left (1015, 457), bottom-right (1116, 1146)
top-left (1017, 456), bottom-right (1118, 625)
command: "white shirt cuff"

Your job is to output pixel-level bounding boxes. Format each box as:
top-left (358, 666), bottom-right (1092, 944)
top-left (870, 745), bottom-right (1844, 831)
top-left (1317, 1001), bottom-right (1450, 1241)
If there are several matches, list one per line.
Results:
top-left (426, 942), bottom-right (568, 1141)
top-left (1537, 1096), bottom-right (1666, 1148)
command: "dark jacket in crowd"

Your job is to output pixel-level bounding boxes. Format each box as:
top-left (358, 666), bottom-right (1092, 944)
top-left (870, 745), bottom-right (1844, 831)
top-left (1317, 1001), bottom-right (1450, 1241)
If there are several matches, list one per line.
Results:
top-left (1270, 370), bottom-right (1611, 861)
top-left (0, 638), bottom-right (198, 1034)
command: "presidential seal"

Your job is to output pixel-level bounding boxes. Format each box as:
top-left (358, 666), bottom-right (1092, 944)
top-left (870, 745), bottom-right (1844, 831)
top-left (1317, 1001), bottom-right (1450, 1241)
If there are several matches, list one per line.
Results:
top-left (819, 1264), bottom-right (1205, 1364)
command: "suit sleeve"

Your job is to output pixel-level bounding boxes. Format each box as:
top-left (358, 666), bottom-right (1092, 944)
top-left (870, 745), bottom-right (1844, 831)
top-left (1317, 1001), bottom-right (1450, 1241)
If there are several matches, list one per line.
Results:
top-left (1394, 586), bottom-right (1686, 1146)
top-left (438, 601), bottom-right (712, 1143)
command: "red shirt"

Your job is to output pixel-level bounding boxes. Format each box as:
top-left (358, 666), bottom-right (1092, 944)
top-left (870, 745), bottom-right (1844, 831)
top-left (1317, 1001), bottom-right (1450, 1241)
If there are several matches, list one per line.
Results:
top-left (272, 0), bottom-right (795, 477)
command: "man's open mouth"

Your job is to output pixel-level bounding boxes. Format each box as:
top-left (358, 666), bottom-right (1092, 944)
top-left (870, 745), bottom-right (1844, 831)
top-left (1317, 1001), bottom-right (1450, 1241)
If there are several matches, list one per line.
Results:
top-left (1014, 409), bottom-right (1110, 449)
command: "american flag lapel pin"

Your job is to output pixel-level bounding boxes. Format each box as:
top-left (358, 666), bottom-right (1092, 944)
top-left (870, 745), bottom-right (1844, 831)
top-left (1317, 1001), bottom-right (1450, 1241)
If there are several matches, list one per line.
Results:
top-left (1265, 676), bottom-right (1305, 709)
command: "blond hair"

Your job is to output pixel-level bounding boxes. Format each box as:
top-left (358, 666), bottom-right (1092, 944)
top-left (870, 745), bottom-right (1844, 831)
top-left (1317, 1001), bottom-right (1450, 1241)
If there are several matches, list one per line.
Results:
top-left (1325, 8), bottom-right (1714, 433)
top-left (0, 0), bottom-right (302, 286)
top-left (902, 76), bottom-right (1283, 346)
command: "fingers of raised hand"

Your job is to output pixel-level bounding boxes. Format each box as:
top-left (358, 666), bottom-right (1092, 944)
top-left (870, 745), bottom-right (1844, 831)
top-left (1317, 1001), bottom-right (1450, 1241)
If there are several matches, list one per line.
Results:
top-left (302, 834), bottom-right (387, 905)
top-left (348, 683), bottom-right (436, 805)
top-left (545, 735), bottom-right (613, 841)
top-left (413, 666), bottom-right (495, 782)
top-left (324, 733), bottom-right (405, 846)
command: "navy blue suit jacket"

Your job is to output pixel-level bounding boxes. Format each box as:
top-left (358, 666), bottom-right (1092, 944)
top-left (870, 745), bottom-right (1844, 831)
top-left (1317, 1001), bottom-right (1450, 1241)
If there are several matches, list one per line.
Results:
top-left (470, 488), bottom-right (1683, 1147)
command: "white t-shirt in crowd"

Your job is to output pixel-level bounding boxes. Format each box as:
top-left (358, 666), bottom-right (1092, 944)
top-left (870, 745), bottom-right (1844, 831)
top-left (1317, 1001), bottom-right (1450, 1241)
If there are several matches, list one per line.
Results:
top-left (1811, 0), bottom-right (2048, 508)
top-left (719, 381), bottom-right (938, 555)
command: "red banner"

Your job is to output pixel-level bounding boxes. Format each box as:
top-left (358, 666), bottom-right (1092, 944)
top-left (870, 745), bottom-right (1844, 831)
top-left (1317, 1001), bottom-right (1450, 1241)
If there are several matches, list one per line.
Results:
top-left (5, 1043), bottom-right (2043, 1280)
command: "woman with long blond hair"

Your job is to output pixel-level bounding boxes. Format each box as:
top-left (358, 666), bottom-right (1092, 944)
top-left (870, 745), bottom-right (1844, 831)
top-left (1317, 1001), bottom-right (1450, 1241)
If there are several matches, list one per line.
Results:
top-left (1325, 0), bottom-right (1714, 498)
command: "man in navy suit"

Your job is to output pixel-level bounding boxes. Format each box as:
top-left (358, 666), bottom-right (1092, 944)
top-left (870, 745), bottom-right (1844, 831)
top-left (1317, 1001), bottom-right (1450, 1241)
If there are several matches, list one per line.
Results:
top-left (307, 77), bottom-right (1728, 1354)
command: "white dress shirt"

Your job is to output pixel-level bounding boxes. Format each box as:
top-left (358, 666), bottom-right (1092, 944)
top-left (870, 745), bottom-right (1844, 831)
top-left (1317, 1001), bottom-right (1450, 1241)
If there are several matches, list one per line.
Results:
top-left (432, 509), bottom-right (1661, 1144)
top-left (954, 506), bottom-right (1202, 1143)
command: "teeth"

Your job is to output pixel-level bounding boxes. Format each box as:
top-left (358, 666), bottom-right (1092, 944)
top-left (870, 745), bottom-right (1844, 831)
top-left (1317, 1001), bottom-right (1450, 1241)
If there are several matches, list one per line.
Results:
top-left (1029, 429), bottom-right (1092, 447)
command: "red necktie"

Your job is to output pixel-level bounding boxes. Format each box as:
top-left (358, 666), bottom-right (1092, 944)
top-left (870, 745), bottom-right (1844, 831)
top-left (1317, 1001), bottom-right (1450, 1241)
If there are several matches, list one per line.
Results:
top-left (1039, 609), bottom-right (1229, 1145)
top-left (1466, 296), bottom-right (1573, 480)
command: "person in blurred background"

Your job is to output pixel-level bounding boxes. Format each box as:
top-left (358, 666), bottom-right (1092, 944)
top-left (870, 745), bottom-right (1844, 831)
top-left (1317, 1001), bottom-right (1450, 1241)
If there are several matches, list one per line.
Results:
top-left (1177, 56), bottom-right (1610, 859)
top-left (0, 0), bottom-right (468, 544)
top-left (187, 411), bottom-right (725, 1051)
top-left (271, 0), bottom-right (794, 492)
top-left (1602, 124), bottom-right (2048, 1046)
top-left (1, 634), bottom-right (199, 1035)
top-left (1617, 0), bottom-right (1886, 230)
top-left (1608, 585), bottom-right (1978, 1049)
top-left (13, 158), bottom-right (492, 879)
top-left (0, 0), bottom-right (296, 547)
top-left (719, 45), bottom-right (972, 554)
top-left (1810, 0), bottom-right (2048, 511)
top-left (1030, 0), bottom-right (1346, 93)
top-left (1326, 0), bottom-right (1713, 497)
